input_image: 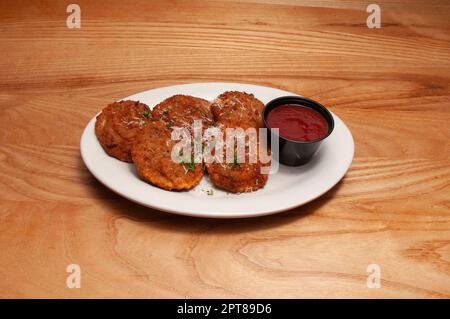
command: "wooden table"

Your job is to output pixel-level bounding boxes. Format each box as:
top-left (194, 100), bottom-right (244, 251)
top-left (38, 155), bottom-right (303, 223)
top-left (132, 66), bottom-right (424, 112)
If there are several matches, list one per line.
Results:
top-left (0, 0), bottom-right (449, 298)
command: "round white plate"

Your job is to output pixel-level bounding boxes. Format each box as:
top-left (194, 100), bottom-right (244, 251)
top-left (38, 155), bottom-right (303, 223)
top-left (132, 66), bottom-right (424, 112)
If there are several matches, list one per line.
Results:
top-left (80, 82), bottom-right (354, 218)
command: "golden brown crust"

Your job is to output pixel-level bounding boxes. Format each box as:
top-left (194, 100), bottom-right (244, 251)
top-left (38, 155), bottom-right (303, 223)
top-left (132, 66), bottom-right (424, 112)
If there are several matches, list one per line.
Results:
top-left (211, 91), bottom-right (265, 129)
top-left (152, 94), bottom-right (213, 131)
top-left (131, 121), bottom-right (204, 191)
top-left (95, 100), bottom-right (151, 162)
top-left (204, 126), bottom-right (271, 193)
top-left (206, 160), bottom-right (269, 193)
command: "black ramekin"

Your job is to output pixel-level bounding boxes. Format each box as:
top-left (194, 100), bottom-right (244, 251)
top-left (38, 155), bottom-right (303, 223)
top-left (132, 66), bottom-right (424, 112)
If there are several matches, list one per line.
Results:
top-left (263, 96), bottom-right (334, 166)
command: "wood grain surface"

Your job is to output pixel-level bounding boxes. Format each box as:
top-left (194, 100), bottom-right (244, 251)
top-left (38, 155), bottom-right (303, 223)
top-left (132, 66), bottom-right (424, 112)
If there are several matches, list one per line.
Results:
top-left (0, 0), bottom-right (449, 298)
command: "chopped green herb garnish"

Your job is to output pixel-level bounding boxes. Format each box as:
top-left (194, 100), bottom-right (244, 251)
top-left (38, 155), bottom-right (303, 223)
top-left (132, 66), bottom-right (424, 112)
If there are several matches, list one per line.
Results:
top-left (163, 108), bottom-right (172, 115)
top-left (182, 153), bottom-right (195, 172)
top-left (233, 152), bottom-right (240, 166)
top-left (143, 110), bottom-right (150, 118)
top-left (206, 189), bottom-right (214, 196)
top-left (186, 153), bottom-right (195, 171)
top-left (167, 121), bottom-right (175, 128)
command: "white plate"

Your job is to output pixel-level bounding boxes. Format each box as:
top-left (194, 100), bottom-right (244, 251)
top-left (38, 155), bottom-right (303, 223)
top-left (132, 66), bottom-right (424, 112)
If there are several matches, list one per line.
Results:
top-left (80, 82), bottom-right (354, 218)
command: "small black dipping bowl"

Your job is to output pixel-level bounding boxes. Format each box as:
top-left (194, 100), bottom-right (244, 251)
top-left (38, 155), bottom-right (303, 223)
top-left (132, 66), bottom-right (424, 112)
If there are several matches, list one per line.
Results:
top-left (263, 96), bottom-right (334, 166)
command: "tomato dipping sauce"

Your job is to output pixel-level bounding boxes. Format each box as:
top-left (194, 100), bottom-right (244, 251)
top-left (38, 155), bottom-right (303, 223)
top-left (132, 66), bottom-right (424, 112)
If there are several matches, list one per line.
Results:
top-left (267, 104), bottom-right (329, 141)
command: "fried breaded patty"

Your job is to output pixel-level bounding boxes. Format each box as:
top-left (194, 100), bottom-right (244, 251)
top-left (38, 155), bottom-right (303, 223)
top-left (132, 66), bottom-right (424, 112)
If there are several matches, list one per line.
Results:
top-left (204, 124), bottom-right (271, 193)
top-left (152, 94), bottom-right (213, 131)
top-left (131, 121), bottom-right (204, 191)
top-left (95, 100), bottom-right (151, 162)
top-left (211, 91), bottom-right (265, 129)
top-left (205, 149), bottom-right (270, 193)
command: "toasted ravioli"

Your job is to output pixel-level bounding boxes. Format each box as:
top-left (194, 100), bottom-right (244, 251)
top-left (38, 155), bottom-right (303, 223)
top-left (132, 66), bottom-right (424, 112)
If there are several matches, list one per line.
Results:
top-left (204, 124), bottom-right (271, 193)
top-left (211, 91), bottom-right (265, 129)
top-left (131, 121), bottom-right (203, 191)
top-left (152, 94), bottom-right (213, 131)
top-left (205, 147), bottom-right (270, 193)
top-left (95, 100), bottom-right (151, 162)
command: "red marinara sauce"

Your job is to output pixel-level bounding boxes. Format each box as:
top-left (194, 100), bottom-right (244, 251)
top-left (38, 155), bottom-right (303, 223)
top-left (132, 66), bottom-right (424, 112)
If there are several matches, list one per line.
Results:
top-left (267, 104), bottom-right (329, 141)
